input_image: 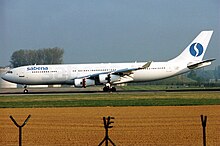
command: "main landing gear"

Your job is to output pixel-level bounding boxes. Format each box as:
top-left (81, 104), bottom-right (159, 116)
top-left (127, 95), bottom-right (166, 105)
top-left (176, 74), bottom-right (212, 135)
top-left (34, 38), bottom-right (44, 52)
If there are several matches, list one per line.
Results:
top-left (103, 83), bottom-right (116, 92)
top-left (23, 85), bottom-right (28, 93)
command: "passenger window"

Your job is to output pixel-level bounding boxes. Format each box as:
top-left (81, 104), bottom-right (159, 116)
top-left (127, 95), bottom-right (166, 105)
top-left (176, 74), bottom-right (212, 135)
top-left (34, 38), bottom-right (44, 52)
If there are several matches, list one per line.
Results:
top-left (6, 71), bottom-right (13, 74)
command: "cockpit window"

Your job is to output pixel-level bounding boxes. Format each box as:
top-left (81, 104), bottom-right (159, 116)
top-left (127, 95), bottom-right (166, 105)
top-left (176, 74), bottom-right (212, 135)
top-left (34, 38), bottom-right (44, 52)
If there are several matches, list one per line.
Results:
top-left (6, 71), bottom-right (13, 74)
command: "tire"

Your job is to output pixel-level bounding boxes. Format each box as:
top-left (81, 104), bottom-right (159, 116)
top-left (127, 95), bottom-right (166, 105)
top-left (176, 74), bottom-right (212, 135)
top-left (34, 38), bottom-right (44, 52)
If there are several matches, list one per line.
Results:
top-left (23, 89), bottom-right (28, 93)
top-left (103, 86), bottom-right (109, 92)
top-left (111, 87), bottom-right (116, 92)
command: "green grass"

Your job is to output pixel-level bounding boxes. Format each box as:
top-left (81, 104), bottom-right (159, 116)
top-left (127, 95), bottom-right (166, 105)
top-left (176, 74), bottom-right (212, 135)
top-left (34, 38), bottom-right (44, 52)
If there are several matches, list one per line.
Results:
top-left (0, 92), bottom-right (220, 108)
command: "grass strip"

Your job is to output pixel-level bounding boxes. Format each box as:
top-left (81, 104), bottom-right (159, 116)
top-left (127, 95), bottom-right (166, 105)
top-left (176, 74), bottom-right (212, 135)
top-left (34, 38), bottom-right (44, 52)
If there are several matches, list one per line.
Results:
top-left (1, 92), bottom-right (220, 108)
top-left (1, 97), bottom-right (220, 108)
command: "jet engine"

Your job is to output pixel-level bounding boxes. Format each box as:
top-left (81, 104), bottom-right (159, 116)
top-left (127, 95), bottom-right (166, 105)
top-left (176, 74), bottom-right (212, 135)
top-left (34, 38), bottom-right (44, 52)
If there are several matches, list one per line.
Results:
top-left (99, 74), bottom-right (120, 83)
top-left (74, 78), bottom-right (95, 88)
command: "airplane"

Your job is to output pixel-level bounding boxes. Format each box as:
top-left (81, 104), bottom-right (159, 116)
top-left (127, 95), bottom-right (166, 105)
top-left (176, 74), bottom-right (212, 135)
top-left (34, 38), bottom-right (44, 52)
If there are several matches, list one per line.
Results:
top-left (1, 30), bottom-right (215, 93)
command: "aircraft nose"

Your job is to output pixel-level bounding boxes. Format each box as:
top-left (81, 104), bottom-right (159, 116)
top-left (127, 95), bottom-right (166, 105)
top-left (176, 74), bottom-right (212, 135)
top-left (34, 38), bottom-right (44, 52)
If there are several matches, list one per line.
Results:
top-left (1, 73), bottom-right (8, 80)
top-left (1, 72), bottom-right (12, 82)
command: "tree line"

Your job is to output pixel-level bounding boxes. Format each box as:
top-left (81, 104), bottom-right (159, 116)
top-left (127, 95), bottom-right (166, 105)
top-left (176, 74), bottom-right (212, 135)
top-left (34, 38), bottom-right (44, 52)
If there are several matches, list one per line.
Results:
top-left (10, 47), bottom-right (64, 68)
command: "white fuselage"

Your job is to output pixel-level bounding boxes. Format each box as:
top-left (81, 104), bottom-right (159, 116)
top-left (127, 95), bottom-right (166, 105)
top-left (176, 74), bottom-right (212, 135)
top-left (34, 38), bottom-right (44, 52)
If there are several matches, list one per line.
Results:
top-left (1, 61), bottom-right (188, 85)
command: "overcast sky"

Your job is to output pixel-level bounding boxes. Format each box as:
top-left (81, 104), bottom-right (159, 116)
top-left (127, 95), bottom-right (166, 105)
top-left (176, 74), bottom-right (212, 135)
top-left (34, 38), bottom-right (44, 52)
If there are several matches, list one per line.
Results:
top-left (0, 0), bottom-right (219, 69)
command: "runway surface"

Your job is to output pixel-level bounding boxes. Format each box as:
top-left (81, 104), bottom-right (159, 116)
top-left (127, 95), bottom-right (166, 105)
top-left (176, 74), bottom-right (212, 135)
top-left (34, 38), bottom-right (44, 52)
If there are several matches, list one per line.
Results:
top-left (1, 87), bottom-right (220, 95)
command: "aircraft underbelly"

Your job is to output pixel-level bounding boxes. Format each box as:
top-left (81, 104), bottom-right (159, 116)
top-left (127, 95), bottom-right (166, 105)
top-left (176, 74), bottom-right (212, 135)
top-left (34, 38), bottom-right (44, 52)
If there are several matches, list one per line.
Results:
top-left (133, 70), bottom-right (174, 82)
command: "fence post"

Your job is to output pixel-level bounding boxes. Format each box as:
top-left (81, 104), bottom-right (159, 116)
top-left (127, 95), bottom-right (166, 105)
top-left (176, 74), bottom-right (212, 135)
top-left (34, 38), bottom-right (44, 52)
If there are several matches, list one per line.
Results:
top-left (201, 115), bottom-right (207, 146)
top-left (98, 116), bottom-right (116, 146)
top-left (10, 115), bottom-right (31, 146)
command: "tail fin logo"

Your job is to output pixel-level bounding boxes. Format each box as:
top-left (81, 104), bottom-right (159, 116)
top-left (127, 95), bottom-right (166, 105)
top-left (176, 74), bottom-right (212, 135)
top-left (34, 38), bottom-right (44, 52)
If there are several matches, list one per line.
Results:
top-left (189, 43), bottom-right (204, 57)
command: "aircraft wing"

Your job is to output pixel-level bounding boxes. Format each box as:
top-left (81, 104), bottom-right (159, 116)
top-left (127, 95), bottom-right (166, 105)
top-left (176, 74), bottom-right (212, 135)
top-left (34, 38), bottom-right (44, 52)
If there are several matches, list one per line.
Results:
top-left (113, 61), bottom-right (152, 75)
top-left (76, 61), bottom-right (152, 79)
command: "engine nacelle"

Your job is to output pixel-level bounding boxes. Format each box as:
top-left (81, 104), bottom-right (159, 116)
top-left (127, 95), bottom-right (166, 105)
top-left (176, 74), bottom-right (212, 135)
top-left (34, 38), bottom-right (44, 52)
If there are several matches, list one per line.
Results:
top-left (99, 74), bottom-right (120, 83)
top-left (74, 78), bottom-right (95, 88)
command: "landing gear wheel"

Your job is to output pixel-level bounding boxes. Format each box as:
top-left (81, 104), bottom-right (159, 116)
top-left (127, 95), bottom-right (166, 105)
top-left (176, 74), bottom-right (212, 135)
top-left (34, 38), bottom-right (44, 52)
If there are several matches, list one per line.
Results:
top-left (23, 89), bottom-right (28, 93)
top-left (111, 87), bottom-right (116, 92)
top-left (103, 86), bottom-right (117, 92)
top-left (103, 86), bottom-right (109, 92)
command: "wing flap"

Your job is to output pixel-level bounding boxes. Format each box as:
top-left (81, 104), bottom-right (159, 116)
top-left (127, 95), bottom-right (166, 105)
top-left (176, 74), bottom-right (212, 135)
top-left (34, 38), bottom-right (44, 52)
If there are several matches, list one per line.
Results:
top-left (113, 75), bottom-right (134, 84)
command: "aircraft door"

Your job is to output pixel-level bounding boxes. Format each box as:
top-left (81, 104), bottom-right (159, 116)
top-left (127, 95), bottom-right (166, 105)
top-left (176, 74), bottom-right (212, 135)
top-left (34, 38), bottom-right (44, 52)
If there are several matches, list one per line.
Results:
top-left (166, 66), bottom-right (172, 72)
top-left (18, 69), bottom-right (25, 78)
top-left (17, 68), bottom-right (29, 83)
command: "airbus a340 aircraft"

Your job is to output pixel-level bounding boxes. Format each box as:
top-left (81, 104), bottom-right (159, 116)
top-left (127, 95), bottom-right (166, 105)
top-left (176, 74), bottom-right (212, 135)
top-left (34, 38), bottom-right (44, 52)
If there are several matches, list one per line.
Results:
top-left (1, 31), bottom-right (215, 93)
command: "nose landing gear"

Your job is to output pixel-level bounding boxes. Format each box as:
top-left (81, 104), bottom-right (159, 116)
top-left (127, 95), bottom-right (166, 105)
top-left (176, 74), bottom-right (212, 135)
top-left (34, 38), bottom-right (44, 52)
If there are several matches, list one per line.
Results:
top-left (23, 85), bottom-right (28, 93)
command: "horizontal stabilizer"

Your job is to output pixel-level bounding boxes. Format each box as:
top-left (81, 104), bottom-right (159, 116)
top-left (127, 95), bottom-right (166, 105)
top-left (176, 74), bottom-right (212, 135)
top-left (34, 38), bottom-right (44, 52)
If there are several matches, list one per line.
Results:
top-left (187, 58), bottom-right (216, 69)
